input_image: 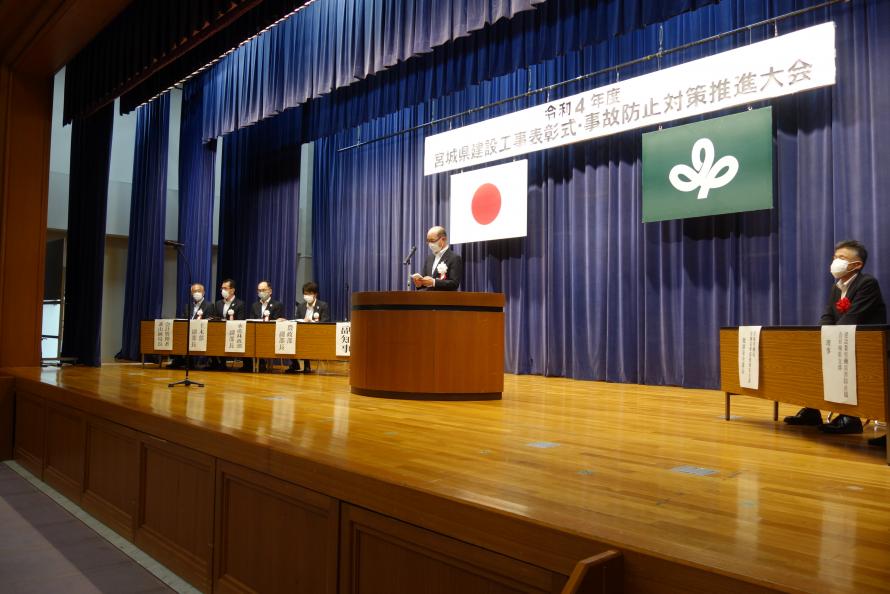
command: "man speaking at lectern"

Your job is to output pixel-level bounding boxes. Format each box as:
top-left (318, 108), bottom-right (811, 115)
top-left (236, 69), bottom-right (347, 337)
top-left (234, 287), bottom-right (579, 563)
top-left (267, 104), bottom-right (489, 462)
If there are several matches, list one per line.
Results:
top-left (412, 226), bottom-right (463, 291)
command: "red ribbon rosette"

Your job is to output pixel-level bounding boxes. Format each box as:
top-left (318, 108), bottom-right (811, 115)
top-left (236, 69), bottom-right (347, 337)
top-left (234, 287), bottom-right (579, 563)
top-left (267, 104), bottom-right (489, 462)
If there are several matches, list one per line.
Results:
top-left (836, 297), bottom-right (851, 314)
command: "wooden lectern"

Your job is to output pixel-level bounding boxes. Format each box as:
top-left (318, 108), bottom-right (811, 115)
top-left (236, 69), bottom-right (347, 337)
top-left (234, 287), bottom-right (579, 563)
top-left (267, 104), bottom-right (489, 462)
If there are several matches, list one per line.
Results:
top-left (350, 291), bottom-right (505, 399)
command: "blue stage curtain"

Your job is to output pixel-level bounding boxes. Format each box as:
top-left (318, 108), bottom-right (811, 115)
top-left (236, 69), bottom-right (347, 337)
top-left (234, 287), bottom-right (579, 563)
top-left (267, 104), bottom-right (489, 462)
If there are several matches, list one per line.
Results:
top-left (312, 108), bottom-right (446, 320)
top-left (176, 79), bottom-right (217, 316)
top-left (117, 94), bottom-right (170, 361)
top-left (205, 0), bottom-right (649, 140)
top-left (310, 0), bottom-right (890, 389)
top-left (63, 0), bottom-right (303, 123)
top-left (216, 107), bottom-right (302, 319)
top-left (60, 102), bottom-right (115, 366)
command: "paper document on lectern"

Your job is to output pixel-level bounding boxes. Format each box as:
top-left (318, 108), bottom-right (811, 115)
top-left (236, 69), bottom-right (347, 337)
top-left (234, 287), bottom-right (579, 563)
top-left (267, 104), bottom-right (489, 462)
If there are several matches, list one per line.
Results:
top-left (821, 325), bottom-right (857, 405)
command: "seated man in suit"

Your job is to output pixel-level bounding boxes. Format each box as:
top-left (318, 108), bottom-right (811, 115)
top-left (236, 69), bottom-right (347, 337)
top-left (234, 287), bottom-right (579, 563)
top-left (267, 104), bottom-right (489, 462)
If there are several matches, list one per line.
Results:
top-left (784, 240), bottom-right (887, 445)
top-left (168, 283), bottom-right (214, 370)
top-left (411, 226), bottom-right (463, 291)
top-left (243, 280), bottom-right (284, 372)
top-left (285, 281), bottom-right (330, 374)
top-left (251, 280), bottom-right (284, 320)
top-left (210, 278), bottom-right (244, 370)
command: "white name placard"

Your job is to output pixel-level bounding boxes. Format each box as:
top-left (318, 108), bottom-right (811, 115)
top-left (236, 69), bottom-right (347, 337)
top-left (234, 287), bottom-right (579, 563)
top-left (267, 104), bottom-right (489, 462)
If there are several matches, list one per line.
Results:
top-left (154, 319), bottom-right (174, 350)
top-left (821, 325), bottom-right (857, 405)
top-left (275, 320), bottom-right (297, 355)
top-left (225, 320), bottom-right (247, 353)
top-left (424, 22), bottom-right (836, 175)
top-left (336, 322), bottom-right (351, 357)
top-left (737, 326), bottom-right (762, 390)
top-left (189, 319), bottom-right (208, 352)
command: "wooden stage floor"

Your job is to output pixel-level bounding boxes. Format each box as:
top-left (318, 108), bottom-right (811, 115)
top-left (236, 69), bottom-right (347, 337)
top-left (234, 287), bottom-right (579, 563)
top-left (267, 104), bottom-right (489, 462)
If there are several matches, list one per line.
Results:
top-left (5, 364), bottom-right (890, 593)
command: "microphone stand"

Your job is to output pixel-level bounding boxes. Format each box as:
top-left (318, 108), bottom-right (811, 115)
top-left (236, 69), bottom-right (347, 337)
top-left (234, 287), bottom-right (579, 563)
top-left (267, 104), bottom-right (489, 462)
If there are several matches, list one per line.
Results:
top-left (403, 245), bottom-right (416, 289)
top-left (343, 282), bottom-right (350, 321)
top-left (168, 242), bottom-right (204, 388)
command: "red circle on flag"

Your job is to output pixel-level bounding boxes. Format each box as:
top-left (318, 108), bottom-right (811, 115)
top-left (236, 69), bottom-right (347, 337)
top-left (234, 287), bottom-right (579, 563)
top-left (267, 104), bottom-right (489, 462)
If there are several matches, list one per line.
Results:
top-left (471, 183), bottom-right (501, 225)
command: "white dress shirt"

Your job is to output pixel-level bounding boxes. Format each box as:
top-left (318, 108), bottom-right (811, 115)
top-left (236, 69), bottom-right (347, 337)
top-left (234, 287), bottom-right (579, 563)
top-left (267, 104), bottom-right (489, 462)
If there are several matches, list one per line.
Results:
top-left (837, 273), bottom-right (858, 299)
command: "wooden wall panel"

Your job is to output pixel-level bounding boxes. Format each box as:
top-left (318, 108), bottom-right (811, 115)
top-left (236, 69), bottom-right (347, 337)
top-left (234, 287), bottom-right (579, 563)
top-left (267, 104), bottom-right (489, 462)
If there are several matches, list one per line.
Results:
top-left (0, 68), bottom-right (50, 368)
top-left (214, 461), bottom-right (339, 594)
top-left (339, 504), bottom-right (562, 594)
top-left (43, 402), bottom-right (86, 502)
top-left (137, 436), bottom-right (215, 593)
top-left (13, 390), bottom-right (45, 476)
top-left (82, 418), bottom-right (140, 540)
top-left (0, 376), bottom-right (13, 459)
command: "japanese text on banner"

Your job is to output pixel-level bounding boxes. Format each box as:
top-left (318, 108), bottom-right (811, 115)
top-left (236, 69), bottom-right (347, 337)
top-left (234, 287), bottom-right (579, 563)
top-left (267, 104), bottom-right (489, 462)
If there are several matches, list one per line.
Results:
top-left (424, 23), bottom-right (835, 175)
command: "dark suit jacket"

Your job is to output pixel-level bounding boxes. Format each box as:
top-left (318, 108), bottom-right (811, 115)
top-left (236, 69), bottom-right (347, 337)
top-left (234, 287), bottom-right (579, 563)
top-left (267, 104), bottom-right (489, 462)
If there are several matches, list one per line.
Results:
top-left (820, 273), bottom-right (887, 325)
top-left (251, 299), bottom-right (284, 320)
top-left (215, 297), bottom-right (245, 320)
top-left (296, 299), bottom-right (330, 322)
top-left (419, 247), bottom-right (463, 291)
top-left (184, 299), bottom-right (215, 320)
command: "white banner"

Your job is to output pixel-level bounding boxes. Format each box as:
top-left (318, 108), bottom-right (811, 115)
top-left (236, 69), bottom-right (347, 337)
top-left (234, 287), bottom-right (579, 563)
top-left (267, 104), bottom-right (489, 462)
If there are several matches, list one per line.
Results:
top-left (275, 320), bottom-right (297, 355)
top-left (154, 319), bottom-right (174, 350)
top-left (425, 22), bottom-right (836, 175)
top-left (336, 322), bottom-right (351, 357)
top-left (189, 319), bottom-right (208, 352)
top-left (225, 320), bottom-right (247, 353)
top-left (737, 326), bottom-right (761, 390)
top-left (450, 160), bottom-right (527, 245)
top-left (821, 325), bottom-right (857, 405)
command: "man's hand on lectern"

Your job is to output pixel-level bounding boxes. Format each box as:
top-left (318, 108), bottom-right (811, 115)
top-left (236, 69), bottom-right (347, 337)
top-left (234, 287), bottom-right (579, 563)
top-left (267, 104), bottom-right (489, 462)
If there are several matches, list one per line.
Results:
top-left (411, 273), bottom-right (423, 288)
top-left (420, 276), bottom-right (435, 288)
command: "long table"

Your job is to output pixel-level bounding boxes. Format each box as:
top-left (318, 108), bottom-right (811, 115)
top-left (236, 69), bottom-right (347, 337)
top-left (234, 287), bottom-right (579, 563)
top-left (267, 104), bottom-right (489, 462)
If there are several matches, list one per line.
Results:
top-left (720, 326), bottom-right (889, 464)
top-left (140, 320), bottom-right (348, 370)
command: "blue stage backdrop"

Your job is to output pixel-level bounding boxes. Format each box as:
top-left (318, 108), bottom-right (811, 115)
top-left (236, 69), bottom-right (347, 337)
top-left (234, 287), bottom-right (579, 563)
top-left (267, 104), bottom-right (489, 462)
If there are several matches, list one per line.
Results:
top-left (307, 0), bottom-right (890, 389)
top-left (60, 102), bottom-right (115, 366)
top-left (176, 79), bottom-right (217, 316)
top-left (199, 0), bottom-right (553, 141)
top-left (216, 107), bottom-right (302, 319)
top-left (117, 94), bottom-right (170, 361)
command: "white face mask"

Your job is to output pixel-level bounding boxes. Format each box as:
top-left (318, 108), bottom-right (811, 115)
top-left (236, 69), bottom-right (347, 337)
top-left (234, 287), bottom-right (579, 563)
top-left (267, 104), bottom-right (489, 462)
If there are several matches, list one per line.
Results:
top-left (221, 289), bottom-right (230, 300)
top-left (258, 291), bottom-right (270, 301)
top-left (428, 241), bottom-right (441, 254)
top-left (192, 292), bottom-right (203, 302)
top-left (830, 258), bottom-right (859, 279)
top-left (304, 294), bottom-right (315, 304)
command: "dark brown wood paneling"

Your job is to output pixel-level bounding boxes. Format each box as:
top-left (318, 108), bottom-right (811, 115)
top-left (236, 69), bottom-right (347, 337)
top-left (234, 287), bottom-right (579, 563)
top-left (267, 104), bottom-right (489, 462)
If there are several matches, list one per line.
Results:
top-left (0, 68), bottom-right (50, 368)
top-left (0, 376), bottom-right (13, 459)
top-left (340, 504), bottom-right (559, 594)
top-left (82, 417), bottom-right (140, 540)
top-left (13, 390), bottom-right (45, 476)
top-left (137, 436), bottom-right (215, 593)
top-left (214, 461), bottom-right (339, 594)
top-left (43, 402), bottom-right (86, 501)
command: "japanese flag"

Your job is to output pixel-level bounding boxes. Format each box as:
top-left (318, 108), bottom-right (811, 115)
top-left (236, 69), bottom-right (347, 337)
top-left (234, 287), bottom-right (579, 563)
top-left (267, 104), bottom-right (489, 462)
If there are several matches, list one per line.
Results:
top-left (449, 160), bottom-right (527, 245)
